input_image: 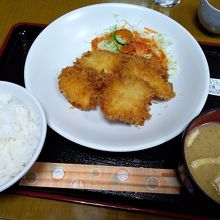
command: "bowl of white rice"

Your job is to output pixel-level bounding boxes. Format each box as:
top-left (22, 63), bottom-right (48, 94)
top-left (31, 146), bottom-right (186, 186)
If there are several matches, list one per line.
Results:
top-left (0, 80), bottom-right (47, 192)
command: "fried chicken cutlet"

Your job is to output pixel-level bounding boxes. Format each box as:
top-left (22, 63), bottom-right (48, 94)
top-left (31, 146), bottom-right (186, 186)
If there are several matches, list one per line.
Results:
top-left (58, 49), bottom-right (175, 126)
top-left (99, 76), bottom-right (154, 125)
top-left (131, 53), bottom-right (168, 80)
top-left (58, 66), bottom-right (97, 110)
top-left (74, 50), bottom-right (124, 89)
top-left (120, 56), bottom-right (175, 100)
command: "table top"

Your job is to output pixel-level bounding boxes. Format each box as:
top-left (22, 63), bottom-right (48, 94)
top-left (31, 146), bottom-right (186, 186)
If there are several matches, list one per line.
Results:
top-left (0, 0), bottom-right (220, 219)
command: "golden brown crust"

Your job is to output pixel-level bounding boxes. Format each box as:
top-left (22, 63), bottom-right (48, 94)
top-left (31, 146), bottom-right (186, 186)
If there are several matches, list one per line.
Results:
top-left (74, 50), bottom-right (124, 89)
top-left (58, 66), bottom-right (98, 110)
top-left (58, 50), bottom-right (175, 125)
top-left (99, 76), bottom-right (154, 125)
top-left (120, 56), bottom-right (175, 100)
top-left (74, 50), bottom-right (122, 73)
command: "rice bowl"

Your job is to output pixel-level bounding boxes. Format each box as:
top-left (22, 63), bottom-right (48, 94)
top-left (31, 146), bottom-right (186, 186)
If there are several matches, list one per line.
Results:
top-left (0, 81), bottom-right (47, 192)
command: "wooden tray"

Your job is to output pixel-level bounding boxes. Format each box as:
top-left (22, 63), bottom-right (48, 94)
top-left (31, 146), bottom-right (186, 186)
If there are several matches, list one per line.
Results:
top-left (0, 23), bottom-right (220, 220)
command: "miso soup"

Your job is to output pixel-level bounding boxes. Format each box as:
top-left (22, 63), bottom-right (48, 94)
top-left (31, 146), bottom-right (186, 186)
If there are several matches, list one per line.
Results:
top-left (184, 122), bottom-right (220, 204)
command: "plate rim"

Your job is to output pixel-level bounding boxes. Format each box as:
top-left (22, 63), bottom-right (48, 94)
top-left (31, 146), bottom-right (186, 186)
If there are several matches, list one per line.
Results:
top-left (24, 3), bottom-right (210, 152)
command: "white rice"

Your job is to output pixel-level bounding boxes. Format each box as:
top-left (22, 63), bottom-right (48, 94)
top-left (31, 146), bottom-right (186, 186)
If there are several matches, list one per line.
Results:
top-left (0, 94), bottom-right (41, 186)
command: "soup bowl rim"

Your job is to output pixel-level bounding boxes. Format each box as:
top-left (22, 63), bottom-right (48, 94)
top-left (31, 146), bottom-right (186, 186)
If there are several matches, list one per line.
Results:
top-left (181, 107), bottom-right (220, 205)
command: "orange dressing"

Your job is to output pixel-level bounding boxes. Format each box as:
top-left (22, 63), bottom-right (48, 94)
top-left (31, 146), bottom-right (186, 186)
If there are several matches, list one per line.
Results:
top-left (114, 29), bottom-right (133, 44)
top-left (91, 27), bottom-right (169, 70)
top-left (91, 33), bottom-right (112, 51)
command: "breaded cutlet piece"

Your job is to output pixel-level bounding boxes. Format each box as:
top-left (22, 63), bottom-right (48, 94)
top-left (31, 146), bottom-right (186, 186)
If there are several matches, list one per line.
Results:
top-left (143, 55), bottom-right (168, 80)
top-left (58, 66), bottom-right (97, 110)
top-left (129, 53), bottom-right (168, 79)
top-left (74, 50), bottom-right (124, 89)
top-left (74, 50), bottom-right (122, 73)
top-left (120, 56), bottom-right (175, 100)
top-left (99, 76), bottom-right (154, 126)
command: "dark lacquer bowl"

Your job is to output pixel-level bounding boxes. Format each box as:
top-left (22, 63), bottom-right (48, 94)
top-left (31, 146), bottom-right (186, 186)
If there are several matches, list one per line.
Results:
top-left (178, 108), bottom-right (220, 205)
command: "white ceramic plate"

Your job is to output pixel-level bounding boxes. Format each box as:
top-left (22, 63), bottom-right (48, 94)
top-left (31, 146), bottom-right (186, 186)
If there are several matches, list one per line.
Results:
top-left (24, 3), bottom-right (209, 152)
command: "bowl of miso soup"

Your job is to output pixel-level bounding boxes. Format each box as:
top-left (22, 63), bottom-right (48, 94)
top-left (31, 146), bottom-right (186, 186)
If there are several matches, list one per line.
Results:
top-left (180, 108), bottom-right (220, 204)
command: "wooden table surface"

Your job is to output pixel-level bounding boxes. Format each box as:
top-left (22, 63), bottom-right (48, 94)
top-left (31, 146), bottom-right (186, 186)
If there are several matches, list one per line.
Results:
top-left (0, 0), bottom-right (220, 219)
